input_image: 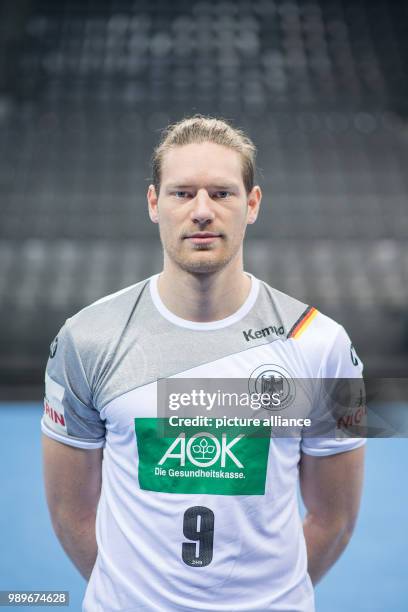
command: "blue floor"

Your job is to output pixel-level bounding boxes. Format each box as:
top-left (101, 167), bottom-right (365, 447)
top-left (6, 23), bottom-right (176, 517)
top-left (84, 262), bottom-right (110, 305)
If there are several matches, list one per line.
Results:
top-left (0, 404), bottom-right (407, 611)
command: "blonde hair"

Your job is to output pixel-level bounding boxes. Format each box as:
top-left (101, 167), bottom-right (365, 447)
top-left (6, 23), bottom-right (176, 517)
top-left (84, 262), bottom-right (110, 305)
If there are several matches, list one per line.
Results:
top-left (152, 115), bottom-right (257, 194)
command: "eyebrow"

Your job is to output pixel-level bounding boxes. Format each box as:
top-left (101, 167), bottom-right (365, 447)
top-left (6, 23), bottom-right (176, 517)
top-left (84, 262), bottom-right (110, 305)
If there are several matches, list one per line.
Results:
top-left (165, 182), bottom-right (240, 191)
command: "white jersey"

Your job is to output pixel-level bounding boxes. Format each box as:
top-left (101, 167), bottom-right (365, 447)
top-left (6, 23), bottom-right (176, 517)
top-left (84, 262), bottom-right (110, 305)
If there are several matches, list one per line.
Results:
top-left (42, 273), bottom-right (365, 612)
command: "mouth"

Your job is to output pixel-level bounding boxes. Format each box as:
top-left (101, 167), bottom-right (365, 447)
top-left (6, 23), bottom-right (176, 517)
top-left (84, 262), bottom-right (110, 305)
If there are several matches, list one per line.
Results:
top-left (184, 232), bottom-right (222, 245)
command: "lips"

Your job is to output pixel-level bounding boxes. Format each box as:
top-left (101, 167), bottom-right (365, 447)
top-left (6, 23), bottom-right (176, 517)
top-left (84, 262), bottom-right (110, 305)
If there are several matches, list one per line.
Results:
top-left (184, 232), bottom-right (222, 245)
top-left (186, 232), bottom-right (221, 239)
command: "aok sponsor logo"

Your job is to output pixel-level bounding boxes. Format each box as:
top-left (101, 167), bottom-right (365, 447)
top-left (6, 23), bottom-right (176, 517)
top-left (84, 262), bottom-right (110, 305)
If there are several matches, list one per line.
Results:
top-left (158, 432), bottom-right (244, 468)
top-left (135, 418), bottom-right (271, 495)
top-left (44, 399), bottom-right (66, 427)
top-left (242, 325), bottom-right (284, 342)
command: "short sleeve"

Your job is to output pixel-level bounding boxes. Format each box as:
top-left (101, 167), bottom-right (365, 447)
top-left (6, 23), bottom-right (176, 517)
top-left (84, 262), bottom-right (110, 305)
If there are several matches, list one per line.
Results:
top-left (301, 325), bottom-right (367, 457)
top-left (41, 321), bottom-right (106, 449)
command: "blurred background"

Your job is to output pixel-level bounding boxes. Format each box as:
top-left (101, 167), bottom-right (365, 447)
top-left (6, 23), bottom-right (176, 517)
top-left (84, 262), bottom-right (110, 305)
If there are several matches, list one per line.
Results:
top-left (0, 1), bottom-right (407, 610)
top-left (0, 0), bottom-right (407, 397)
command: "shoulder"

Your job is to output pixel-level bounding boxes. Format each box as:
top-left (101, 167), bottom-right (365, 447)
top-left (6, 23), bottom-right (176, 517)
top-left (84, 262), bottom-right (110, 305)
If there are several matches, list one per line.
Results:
top-left (256, 279), bottom-right (310, 337)
top-left (258, 278), bottom-right (340, 343)
top-left (48, 277), bottom-right (151, 394)
top-left (289, 306), bottom-right (361, 376)
top-left (51, 277), bottom-right (151, 381)
top-left (258, 278), bottom-right (360, 374)
top-left (291, 307), bottom-right (343, 345)
top-left (65, 277), bottom-right (150, 342)
top-left (257, 279), bottom-right (329, 342)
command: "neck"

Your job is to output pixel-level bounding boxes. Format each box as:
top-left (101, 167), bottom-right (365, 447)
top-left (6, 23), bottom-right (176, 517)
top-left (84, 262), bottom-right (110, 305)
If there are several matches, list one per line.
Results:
top-left (157, 256), bottom-right (252, 323)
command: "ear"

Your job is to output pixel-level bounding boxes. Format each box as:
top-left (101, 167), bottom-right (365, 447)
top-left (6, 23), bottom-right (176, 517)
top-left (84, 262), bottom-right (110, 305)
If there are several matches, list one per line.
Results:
top-left (246, 185), bottom-right (262, 224)
top-left (147, 184), bottom-right (159, 224)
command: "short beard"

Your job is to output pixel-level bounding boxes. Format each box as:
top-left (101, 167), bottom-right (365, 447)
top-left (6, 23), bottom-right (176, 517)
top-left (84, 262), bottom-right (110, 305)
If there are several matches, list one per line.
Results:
top-left (174, 254), bottom-right (231, 275)
top-left (162, 238), bottom-right (240, 276)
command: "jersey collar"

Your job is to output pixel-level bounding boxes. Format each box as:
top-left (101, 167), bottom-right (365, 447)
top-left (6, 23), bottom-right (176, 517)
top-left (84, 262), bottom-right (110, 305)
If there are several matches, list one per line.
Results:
top-left (149, 272), bottom-right (260, 331)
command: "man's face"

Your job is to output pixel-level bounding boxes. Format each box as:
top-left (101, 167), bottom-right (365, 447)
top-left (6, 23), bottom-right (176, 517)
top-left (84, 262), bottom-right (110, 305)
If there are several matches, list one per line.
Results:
top-left (147, 142), bottom-right (261, 275)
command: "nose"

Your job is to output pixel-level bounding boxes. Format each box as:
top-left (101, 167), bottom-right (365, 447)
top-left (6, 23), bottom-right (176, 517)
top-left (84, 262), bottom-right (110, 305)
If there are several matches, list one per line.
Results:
top-left (190, 188), bottom-right (215, 225)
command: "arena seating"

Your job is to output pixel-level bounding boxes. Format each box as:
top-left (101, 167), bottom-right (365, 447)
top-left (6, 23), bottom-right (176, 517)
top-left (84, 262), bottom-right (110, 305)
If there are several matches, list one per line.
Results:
top-left (0, 0), bottom-right (407, 394)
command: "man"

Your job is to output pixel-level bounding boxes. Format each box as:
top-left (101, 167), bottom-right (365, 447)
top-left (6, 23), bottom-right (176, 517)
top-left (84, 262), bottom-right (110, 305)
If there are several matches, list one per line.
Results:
top-left (42, 116), bottom-right (365, 612)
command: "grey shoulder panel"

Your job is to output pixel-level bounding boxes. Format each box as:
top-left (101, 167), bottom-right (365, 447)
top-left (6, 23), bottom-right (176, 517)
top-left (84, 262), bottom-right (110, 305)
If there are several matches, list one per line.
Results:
top-left (44, 320), bottom-right (106, 442)
top-left (60, 276), bottom-right (313, 410)
top-left (65, 279), bottom-right (150, 405)
top-left (257, 281), bottom-right (310, 336)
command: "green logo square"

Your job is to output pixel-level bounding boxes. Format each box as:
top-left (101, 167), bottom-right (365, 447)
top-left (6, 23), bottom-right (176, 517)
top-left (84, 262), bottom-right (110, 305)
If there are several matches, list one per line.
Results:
top-left (134, 419), bottom-right (271, 496)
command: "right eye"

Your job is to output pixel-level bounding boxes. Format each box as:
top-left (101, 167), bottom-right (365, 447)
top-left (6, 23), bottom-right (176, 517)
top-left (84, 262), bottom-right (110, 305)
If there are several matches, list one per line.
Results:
top-left (173, 191), bottom-right (191, 199)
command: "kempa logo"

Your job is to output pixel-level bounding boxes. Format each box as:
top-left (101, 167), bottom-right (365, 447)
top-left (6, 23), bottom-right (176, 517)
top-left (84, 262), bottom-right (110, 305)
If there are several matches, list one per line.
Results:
top-left (242, 325), bottom-right (284, 342)
top-left (158, 432), bottom-right (244, 468)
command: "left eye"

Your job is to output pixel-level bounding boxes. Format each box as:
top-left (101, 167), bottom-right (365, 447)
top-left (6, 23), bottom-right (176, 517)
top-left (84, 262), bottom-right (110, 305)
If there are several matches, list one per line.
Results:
top-left (213, 191), bottom-right (231, 199)
top-left (174, 191), bottom-right (190, 198)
